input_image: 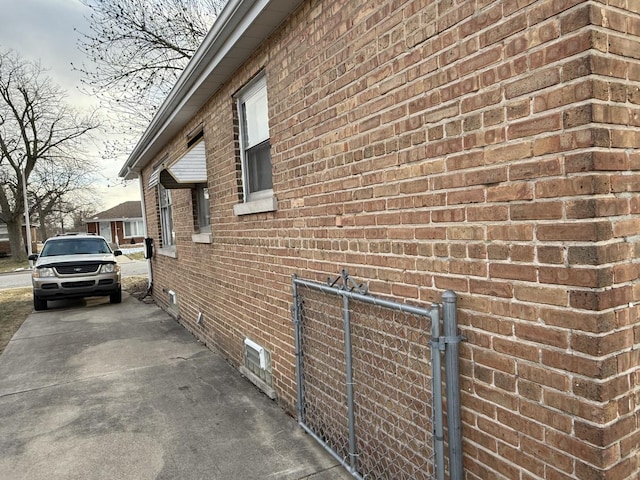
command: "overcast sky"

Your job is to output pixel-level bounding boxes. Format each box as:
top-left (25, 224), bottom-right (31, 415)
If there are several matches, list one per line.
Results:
top-left (0, 0), bottom-right (140, 211)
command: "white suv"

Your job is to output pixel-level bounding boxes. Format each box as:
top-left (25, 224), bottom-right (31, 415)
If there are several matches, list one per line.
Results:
top-left (29, 234), bottom-right (122, 311)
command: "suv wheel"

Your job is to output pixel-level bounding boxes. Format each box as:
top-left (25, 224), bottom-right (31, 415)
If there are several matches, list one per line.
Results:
top-left (110, 287), bottom-right (122, 304)
top-left (33, 295), bottom-right (48, 311)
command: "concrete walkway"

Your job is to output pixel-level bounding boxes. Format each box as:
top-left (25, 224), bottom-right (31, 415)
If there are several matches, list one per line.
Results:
top-left (0, 293), bottom-right (351, 480)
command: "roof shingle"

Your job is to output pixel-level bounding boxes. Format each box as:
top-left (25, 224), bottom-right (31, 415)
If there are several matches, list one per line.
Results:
top-left (86, 201), bottom-right (142, 221)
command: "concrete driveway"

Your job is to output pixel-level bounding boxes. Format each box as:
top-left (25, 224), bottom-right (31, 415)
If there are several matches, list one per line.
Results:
top-left (0, 293), bottom-right (351, 479)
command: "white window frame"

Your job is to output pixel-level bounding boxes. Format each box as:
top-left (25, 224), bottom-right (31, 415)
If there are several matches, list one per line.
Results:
top-left (0, 223), bottom-right (8, 241)
top-left (195, 185), bottom-right (210, 232)
top-left (192, 184), bottom-right (212, 244)
top-left (233, 74), bottom-right (277, 216)
top-left (124, 220), bottom-right (144, 238)
top-left (158, 184), bottom-right (175, 253)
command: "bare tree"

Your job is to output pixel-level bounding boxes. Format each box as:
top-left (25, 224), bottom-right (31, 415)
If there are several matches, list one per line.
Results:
top-left (69, 201), bottom-right (100, 232)
top-left (29, 158), bottom-right (102, 239)
top-left (74, 0), bottom-right (225, 145)
top-left (35, 193), bottom-right (100, 238)
top-left (0, 50), bottom-right (100, 260)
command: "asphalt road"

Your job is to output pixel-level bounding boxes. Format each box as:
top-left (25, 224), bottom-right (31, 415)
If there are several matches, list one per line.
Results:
top-left (0, 259), bottom-right (149, 290)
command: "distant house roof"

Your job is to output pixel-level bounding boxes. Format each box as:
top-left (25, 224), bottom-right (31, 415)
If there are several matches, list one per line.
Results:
top-left (85, 201), bottom-right (143, 223)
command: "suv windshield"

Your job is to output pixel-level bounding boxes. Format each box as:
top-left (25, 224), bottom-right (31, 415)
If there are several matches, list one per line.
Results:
top-left (40, 238), bottom-right (113, 257)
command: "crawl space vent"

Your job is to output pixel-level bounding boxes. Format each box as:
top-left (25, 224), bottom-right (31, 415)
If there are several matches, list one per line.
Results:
top-left (168, 290), bottom-right (177, 305)
top-left (241, 338), bottom-right (275, 399)
top-left (166, 290), bottom-right (179, 318)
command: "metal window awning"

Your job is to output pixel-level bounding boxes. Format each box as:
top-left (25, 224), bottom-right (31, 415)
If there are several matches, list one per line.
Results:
top-left (148, 141), bottom-right (207, 189)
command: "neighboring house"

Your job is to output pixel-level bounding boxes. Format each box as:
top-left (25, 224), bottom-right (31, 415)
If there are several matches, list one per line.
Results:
top-left (119, 1), bottom-right (640, 479)
top-left (0, 221), bottom-right (38, 256)
top-left (84, 201), bottom-right (144, 246)
top-left (0, 221), bottom-right (9, 256)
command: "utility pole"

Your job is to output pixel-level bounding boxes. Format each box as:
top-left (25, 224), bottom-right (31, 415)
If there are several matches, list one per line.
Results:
top-left (22, 167), bottom-right (33, 267)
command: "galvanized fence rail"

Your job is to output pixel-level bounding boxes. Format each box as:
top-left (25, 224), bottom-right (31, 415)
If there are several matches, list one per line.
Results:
top-left (291, 270), bottom-right (462, 480)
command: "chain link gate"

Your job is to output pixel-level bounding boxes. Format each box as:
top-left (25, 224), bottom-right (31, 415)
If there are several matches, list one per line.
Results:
top-left (291, 270), bottom-right (463, 480)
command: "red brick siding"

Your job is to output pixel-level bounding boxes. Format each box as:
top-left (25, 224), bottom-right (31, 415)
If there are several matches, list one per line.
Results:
top-left (139, 1), bottom-right (640, 478)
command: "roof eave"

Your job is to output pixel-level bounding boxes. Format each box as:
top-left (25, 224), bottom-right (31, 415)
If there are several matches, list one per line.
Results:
top-left (83, 216), bottom-right (144, 224)
top-left (119, 0), bottom-right (302, 180)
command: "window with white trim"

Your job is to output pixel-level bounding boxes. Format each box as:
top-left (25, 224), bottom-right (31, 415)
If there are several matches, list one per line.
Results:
top-left (234, 74), bottom-right (276, 215)
top-left (0, 223), bottom-right (8, 241)
top-left (124, 220), bottom-right (144, 237)
top-left (158, 184), bottom-right (175, 247)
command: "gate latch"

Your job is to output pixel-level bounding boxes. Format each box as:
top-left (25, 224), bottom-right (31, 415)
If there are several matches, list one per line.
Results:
top-left (431, 335), bottom-right (465, 351)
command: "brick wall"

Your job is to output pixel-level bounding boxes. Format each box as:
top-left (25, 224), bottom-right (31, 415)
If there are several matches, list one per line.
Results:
top-left (139, 0), bottom-right (640, 478)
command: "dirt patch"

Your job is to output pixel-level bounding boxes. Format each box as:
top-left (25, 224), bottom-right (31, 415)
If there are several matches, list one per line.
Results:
top-left (0, 288), bottom-right (32, 355)
top-left (0, 257), bottom-right (29, 274)
top-left (122, 276), bottom-right (150, 300)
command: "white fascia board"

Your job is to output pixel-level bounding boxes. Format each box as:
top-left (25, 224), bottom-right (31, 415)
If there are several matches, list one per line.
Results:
top-left (85, 217), bottom-right (143, 223)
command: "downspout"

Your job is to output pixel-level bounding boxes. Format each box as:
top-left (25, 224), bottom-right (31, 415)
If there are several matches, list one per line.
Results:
top-left (137, 174), bottom-right (153, 297)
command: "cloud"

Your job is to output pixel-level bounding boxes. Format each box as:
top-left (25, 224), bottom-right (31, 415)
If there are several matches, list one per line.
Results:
top-left (0, 0), bottom-right (140, 209)
top-left (0, 0), bottom-right (89, 101)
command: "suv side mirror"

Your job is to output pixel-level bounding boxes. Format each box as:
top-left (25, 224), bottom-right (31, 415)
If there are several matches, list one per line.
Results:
top-left (28, 254), bottom-right (39, 261)
top-left (113, 250), bottom-right (122, 256)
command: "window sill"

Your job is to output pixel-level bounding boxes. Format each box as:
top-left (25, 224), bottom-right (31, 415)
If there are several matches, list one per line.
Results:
top-left (233, 195), bottom-right (277, 216)
top-left (157, 246), bottom-right (177, 258)
top-left (192, 232), bottom-right (212, 244)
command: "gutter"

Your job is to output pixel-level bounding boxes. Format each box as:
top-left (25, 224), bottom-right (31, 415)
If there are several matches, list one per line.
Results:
top-left (138, 175), bottom-right (153, 298)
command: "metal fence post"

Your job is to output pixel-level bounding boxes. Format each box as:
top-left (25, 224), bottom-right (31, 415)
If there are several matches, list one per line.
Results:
top-left (343, 291), bottom-right (357, 473)
top-left (291, 275), bottom-right (304, 425)
top-left (443, 290), bottom-right (463, 480)
top-left (430, 303), bottom-right (445, 480)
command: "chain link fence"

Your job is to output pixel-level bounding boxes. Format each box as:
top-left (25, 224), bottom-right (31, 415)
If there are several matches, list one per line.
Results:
top-left (292, 270), bottom-right (462, 480)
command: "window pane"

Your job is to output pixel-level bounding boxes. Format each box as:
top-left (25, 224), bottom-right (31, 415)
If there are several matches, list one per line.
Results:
top-left (162, 208), bottom-right (174, 246)
top-left (243, 85), bottom-right (269, 148)
top-left (158, 185), bottom-right (174, 246)
top-left (247, 140), bottom-right (272, 193)
top-left (124, 221), bottom-right (143, 237)
top-left (197, 186), bottom-right (210, 228)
